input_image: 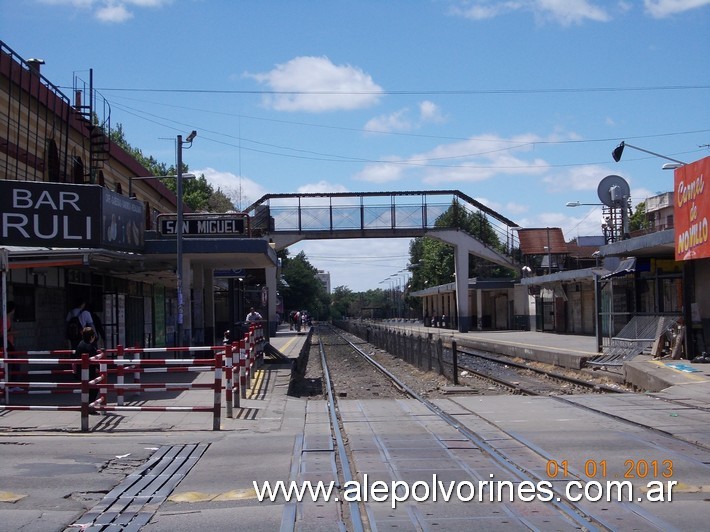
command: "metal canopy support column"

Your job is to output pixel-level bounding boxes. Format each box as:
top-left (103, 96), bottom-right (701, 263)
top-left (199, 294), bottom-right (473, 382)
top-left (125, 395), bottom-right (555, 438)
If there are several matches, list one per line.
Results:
top-left (204, 270), bottom-right (215, 345)
top-left (193, 265), bottom-right (205, 345)
top-left (181, 254), bottom-right (192, 346)
top-left (454, 246), bottom-right (471, 333)
top-left (266, 264), bottom-right (277, 339)
top-left (477, 289), bottom-right (484, 331)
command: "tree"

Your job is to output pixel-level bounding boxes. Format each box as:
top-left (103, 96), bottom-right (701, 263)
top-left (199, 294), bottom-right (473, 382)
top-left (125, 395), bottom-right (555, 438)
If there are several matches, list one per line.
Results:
top-left (280, 251), bottom-right (330, 320)
top-left (330, 286), bottom-right (356, 319)
top-left (629, 201), bottom-right (648, 232)
top-left (408, 200), bottom-right (510, 291)
top-left (110, 123), bottom-right (235, 212)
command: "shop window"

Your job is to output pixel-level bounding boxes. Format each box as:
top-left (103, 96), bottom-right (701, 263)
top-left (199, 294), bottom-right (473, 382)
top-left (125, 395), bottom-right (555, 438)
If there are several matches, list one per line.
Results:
top-left (45, 138), bottom-right (60, 182)
top-left (661, 278), bottom-right (682, 313)
top-left (72, 156), bottom-right (84, 184)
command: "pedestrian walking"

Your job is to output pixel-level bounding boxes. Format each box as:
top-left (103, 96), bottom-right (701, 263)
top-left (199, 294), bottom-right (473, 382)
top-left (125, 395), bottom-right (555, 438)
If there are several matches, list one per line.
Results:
top-left (75, 326), bottom-right (100, 410)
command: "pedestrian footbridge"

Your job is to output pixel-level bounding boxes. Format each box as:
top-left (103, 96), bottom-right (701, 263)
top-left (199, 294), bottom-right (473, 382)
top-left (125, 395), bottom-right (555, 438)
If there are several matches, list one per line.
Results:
top-left (245, 190), bottom-right (522, 331)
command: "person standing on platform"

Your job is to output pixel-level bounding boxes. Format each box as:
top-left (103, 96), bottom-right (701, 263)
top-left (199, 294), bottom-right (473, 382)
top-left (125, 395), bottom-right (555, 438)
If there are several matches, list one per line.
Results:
top-left (246, 307), bottom-right (263, 323)
top-left (75, 326), bottom-right (99, 409)
top-left (66, 299), bottom-right (94, 350)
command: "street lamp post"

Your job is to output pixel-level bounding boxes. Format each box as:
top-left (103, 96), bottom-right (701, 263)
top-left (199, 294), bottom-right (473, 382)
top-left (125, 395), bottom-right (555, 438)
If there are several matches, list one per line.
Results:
top-left (176, 130), bottom-right (197, 346)
top-left (612, 141), bottom-right (686, 165)
top-left (127, 162), bottom-right (196, 346)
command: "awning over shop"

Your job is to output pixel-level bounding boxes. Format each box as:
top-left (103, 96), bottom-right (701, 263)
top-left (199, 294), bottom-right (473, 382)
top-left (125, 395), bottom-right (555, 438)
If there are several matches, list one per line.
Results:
top-left (520, 267), bottom-right (608, 286)
top-left (601, 257), bottom-right (636, 279)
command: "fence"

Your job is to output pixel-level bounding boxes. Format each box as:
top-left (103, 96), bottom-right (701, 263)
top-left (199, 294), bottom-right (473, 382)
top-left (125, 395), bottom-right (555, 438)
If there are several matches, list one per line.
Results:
top-left (0, 324), bottom-right (265, 431)
top-left (334, 320), bottom-right (454, 380)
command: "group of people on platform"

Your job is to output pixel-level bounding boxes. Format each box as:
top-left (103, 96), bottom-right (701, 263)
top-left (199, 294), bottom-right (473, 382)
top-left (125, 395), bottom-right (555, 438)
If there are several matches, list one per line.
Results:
top-left (289, 309), bottom-right (311, 332)
top-left (423, 312), bottom-right (449, 329)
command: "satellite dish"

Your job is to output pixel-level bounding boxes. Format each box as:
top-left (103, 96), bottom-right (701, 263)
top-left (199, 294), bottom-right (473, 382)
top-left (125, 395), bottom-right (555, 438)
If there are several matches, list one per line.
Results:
top-left (597, 174), bottom-right (630, 207)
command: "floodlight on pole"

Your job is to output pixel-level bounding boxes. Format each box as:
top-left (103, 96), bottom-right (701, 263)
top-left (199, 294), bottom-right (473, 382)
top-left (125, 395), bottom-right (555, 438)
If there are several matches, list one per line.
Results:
top-left (612, 141), bottom-right (686, 165)
top-left (176, 130), bottom-right (197, 346)
top-left (566, 201), bottom-right (603, 207)
top-left (662, 163), bottom-right (684, 170)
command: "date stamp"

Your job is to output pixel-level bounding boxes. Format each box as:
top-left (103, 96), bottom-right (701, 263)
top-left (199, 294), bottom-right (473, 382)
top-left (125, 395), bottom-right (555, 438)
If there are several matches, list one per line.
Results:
top-left (546, 459), bottom-right (674, 479)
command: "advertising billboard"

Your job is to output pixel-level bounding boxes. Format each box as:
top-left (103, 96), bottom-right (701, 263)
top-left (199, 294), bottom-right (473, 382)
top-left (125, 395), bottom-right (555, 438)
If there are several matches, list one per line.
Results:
top-left (675, 156), bottom-right (710, 261)
top-left (0, 180), bottom-right (144, 252)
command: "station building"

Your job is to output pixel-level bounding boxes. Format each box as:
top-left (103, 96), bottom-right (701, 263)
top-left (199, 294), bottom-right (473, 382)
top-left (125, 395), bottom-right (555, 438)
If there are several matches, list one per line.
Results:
top-left (0, 41), bottom-right (277, 352)
top-left (412, 166), bottom-right (710, 360)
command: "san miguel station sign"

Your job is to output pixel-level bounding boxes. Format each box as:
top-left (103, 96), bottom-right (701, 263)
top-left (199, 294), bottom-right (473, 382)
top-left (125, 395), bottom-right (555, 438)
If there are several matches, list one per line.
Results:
top-left (159, 213), bottom-right (249, 237)
top-left (0, 180), bottom-right (145, 252)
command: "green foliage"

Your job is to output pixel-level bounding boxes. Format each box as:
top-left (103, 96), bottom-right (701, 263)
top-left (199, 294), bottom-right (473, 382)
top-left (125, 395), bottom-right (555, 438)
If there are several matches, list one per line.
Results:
top-left (408, 200), bottom-right (508, 290)
top-left (110, 124), bottom-right (169, 176)
top-left (110, 123), bottom-right (234, 212)
top-left (330, 286), bottom-right (356, 319)
top-left (280, 251), bottom-right (330, 320)
top-left (629, 202), bottom-right (648, 232)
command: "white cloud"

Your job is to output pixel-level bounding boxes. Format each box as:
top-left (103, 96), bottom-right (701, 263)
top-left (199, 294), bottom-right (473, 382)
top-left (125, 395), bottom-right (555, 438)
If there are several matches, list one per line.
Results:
top-left (419, 100), bottom-right (446, 123)
top-left (559, 207), bottom-right (606, 239)
top-left (195, 167), bottom-right (267, 211)
top-left (355, 133), bottom-right (566, 185)
top-left (364, 100), bottom-right (446, 134)
top-left (39, 0), bottom-right (171, 23)
top-left (296, 181), bottom-right (350, 194)
top-left (644, 0), bottom-right (710, 18)
top-left (417, 134), bottom-right (549, 185)
top-left (449, 0), bottom-right (611, 25)
top-left (96, 4), bottom-right (133, 22)
top-left (245, 56), bottom-right (384, 112)
top-left (353, 160), bottom-right (406, 184)
top-left (541, 164), bottom-right (614, 192)
top-left (364, 109), bottom-right (413, 133)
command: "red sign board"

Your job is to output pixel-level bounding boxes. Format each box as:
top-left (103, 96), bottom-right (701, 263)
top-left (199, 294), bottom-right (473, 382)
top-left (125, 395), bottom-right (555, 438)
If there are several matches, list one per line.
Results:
top-left (675, 156), bottom-right (710, 261)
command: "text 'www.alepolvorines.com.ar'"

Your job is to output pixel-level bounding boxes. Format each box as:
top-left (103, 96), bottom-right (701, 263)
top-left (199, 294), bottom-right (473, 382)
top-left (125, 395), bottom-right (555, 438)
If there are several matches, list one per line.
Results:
top-left (254, 473), bottom-right (677, 509)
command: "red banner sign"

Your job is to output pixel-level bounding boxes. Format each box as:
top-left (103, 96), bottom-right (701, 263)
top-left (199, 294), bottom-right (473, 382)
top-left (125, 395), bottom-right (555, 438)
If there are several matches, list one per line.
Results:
top-left (675, 156), bottom-right (710, 261)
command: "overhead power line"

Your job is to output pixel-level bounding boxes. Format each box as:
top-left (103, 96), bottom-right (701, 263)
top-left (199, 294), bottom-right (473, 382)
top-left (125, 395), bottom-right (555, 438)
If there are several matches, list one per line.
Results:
top-left (94, 85), bottom-right (710, 95)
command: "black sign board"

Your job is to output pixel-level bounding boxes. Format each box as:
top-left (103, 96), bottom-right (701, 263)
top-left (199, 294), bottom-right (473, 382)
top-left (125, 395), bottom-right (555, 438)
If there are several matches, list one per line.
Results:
top-left (160, 215), bottom-right (247, 237)
top-left (0, 180), bottom-right (144, 252)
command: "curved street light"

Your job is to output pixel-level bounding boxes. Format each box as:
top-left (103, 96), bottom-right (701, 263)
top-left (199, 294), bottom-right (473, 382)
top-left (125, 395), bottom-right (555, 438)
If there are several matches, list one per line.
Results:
top-left (566, 201), bottom-right (603, 207)
top-left (612, 141), bottom-right (686, 165)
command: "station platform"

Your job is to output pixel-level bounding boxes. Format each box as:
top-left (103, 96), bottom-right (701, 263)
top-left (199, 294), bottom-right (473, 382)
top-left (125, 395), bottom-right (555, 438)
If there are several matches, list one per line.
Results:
top-left (378, 319), bottom-right (710, 393)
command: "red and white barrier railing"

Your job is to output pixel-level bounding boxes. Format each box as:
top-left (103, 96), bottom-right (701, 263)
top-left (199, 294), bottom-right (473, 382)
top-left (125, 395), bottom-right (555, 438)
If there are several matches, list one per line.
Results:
top-left (1, 323), bottom-right (266, 429)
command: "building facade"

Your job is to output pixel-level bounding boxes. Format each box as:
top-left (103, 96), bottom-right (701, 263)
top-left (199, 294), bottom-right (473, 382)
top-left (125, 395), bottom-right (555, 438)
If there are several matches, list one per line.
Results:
top-left (0, 41), bottom-right (276, 352)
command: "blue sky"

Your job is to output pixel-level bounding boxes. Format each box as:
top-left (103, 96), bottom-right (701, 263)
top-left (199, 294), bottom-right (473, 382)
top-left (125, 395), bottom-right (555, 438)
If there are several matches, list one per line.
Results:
top-left (2, 0), bottom-right (709, 291)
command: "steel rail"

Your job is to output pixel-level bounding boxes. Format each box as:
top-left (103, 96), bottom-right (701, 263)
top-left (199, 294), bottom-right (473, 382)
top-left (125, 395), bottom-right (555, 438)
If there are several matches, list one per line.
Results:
top-left (317, 332), bottom-right (367, 532)
top-left (456, 346), bottom-right (627, 394)
top-left (325, 325), bottom-right (605, 531)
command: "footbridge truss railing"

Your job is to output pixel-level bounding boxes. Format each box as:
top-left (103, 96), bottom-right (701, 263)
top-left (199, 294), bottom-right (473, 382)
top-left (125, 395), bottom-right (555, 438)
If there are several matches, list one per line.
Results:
top-left (245, 190), bottom-right (521, 264)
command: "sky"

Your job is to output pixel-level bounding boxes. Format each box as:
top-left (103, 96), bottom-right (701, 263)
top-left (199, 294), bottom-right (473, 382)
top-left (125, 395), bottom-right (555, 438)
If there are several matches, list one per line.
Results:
top-left (2, 0), bottom-right (709, 292)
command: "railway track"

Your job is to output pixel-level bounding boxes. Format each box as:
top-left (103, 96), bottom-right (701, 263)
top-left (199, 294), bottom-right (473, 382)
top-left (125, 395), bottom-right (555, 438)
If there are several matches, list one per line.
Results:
top-left (454, 346), bottom-right (628, 396)
top-left (291, 324), bottom-right (710, 530)
top-left (313, 325), bottom-right (628, 531)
